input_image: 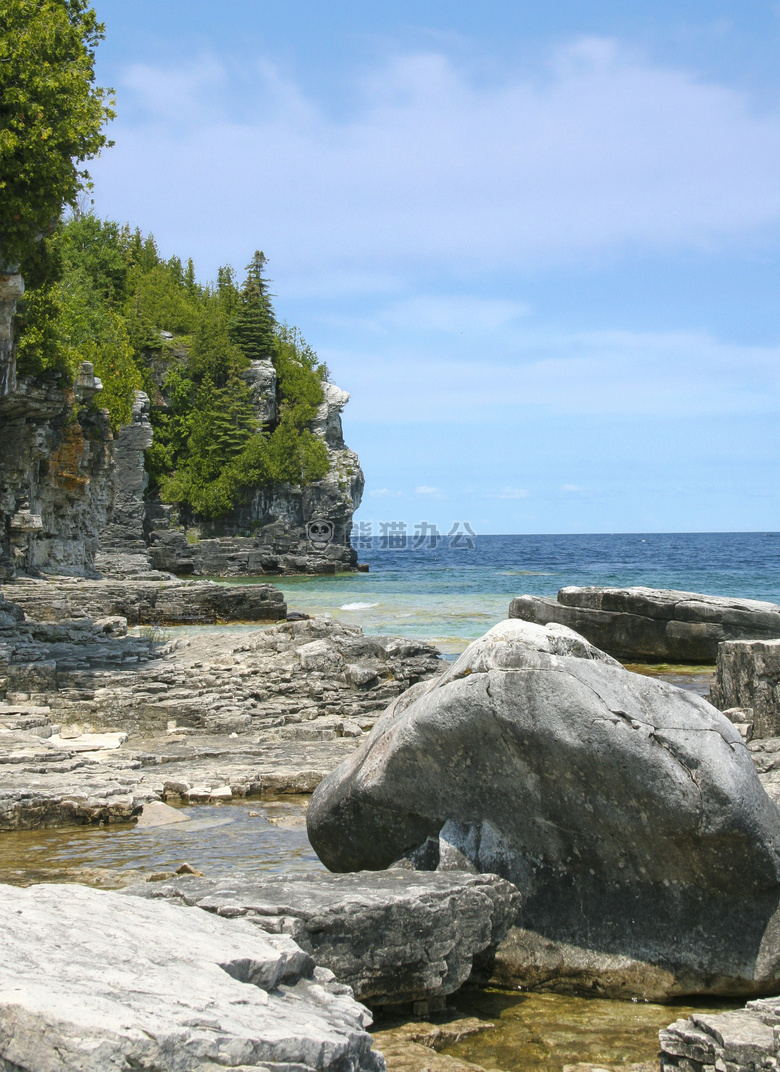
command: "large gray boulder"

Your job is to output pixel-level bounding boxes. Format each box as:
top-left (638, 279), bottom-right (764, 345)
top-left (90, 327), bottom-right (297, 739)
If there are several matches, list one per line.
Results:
top-left (509, 586), bottom-right (780, 663)
top-left (308, 619), bottom-right (780, 999)
top-left (0, 882), bottom-right (383, 1072)
top-left (130, 869), bottom-right (519, 1008)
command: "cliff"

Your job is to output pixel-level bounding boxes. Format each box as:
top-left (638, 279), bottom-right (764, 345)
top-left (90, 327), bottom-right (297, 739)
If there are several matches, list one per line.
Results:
top-left (0, 364), bottom-right (114, 581)
top-left (1, 278), bottom-right (364, 580)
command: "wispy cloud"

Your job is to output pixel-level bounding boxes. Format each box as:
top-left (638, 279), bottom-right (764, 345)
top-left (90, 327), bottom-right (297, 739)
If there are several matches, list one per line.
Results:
top-left (369, 487), bottom-right (403, 498)
top-left (94, 38), bottom-right (780, 285)
top-left (415, 485), bottom-right (445, 497)
top-left (334, 328), bottom-right (780, 424)
top-left (487, 487), bottom-right (530, 500)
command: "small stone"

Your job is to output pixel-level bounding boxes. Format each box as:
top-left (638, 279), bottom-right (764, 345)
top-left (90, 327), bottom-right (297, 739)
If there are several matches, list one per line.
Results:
top-left (175, 863), bottom-right (204, 876)
top-left (135, 801), bottom-right (190, 828)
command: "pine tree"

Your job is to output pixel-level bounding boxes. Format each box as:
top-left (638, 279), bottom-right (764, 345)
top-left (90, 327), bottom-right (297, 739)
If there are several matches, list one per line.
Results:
top-left (229, 251), bottom-right (276, 363)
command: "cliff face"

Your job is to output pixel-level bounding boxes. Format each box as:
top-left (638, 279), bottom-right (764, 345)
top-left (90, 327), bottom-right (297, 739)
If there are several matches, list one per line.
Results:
top-left (0, 366), bottom-right (114, 580)
top-left (145, 370), bottom-right (365, 575)
top-left (0, 271), bottom-right (116, 581)
top-left (0, 275), bottom-right (364, 580)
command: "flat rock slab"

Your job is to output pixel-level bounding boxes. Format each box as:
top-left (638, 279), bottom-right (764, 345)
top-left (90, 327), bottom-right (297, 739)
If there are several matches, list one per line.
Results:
top-left (0, 734), bottom-right (358, 830)
top-left (0, 882), bottom-right (383, 1072)
top-left (308, 619), bottom-right (780, 1000)
top-left (4, 576), bottom-right (286, 624)
top-left (0, 611), bottom-right (443, 737)
top-left (509, 586), bottom-right (780, 663)
top-left (660, 995), bottom-right (780, 1071)
top-left (129, 870), bottom-right (520, 1006)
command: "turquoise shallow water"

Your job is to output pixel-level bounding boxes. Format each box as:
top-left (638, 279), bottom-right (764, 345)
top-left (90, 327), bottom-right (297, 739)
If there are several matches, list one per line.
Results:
top-left (221, 532), bottom-right (780, 654)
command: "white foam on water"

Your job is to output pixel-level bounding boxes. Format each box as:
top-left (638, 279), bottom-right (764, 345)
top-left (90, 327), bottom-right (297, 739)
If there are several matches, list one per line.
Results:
top-left (340, 602), bottom-right (380, 610)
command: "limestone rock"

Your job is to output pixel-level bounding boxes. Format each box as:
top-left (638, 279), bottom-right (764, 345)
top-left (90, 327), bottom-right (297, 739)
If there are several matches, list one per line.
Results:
top-left (660, 995), bottom-right (780, 1071)
top-left (0, 366), bottom-right (114, 581)
top-left (99, 390), bottom-right (153, 558)
top-left (0, 610), bottom-right (442, 829)
top-left (131, 869), bottom-right (519, 1006)
top-left (4, 575), bottom-right (286, 624)
top-left (0, 882), bottom-right (383, 1072)
top-left (509, 586), bottom-right (780, 663)
top-left (308, 619), bottom-right (780, 998)
top-left (711, 639), bottom-right (780, 739)
top-left (243, 358), bottom-right (277, 427)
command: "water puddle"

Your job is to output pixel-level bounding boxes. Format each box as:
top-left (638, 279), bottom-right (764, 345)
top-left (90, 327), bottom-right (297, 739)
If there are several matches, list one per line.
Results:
top-left (0, 797), bottom-right (324, 887)
top-left (625, 663), bottom-right (714, 698)
top-left (436, 988), bottom-right (734, 1071)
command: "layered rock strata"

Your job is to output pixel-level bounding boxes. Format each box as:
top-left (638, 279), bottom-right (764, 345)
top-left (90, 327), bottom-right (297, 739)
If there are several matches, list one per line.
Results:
top-left (660, 997), bottom-right (780, 1071)
top-left (94, 388), bottom-right (156, 579)
top-left (0, 882), bottom-right (383, 1072)
top-left (509, 586), bottom-right (780, 663)
top-left (308, 619), bottom-right (780, 1000)
top-left (3, 575), bottom-right (286, 624)
top-left (0, 599), bottom-right (443, 828)
top-left (131, 870), bottom-right (519, 1008)
top-left (711, 639), bottom-right (780, 740)
top-left (0, 363), bottom-right (114, 581)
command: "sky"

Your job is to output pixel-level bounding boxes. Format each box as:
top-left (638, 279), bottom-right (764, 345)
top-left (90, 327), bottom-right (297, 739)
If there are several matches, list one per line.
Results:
top-left (87, 1), bottom-right (780, 534)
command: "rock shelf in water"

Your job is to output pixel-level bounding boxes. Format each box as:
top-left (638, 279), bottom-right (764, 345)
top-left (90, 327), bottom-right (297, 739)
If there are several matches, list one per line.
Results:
top-left (0, 591), bottom-right (443, 829)
top-left (509, 585), bottom-right (780, 664)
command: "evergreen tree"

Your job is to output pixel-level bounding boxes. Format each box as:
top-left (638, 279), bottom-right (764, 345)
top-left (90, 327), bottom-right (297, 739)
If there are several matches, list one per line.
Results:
top-left (229, 250), bottom-right (276, 363)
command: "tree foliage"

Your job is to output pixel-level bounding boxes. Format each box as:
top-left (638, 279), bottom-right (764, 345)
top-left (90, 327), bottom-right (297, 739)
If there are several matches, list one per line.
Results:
top-left (0, 0), bottom-right (115, 267)
top-left (15, 214), bottom-right (330, 515)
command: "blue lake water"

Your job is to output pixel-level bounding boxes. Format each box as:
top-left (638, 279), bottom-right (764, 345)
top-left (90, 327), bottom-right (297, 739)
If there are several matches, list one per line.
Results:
top-left (248, 532), bottom-right (780, 654)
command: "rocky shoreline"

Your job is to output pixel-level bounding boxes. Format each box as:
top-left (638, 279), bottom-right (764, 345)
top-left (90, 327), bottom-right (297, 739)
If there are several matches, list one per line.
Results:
top-left (5, 584), bottom-right (780, 1071)
top-left (0, 585), bottom-right (442, 830)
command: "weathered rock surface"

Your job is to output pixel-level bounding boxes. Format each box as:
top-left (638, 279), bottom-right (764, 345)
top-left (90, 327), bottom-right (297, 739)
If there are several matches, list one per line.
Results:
top-left (0, 268), bottom-right (23, 397)
top-left (131, 870), bottom-right (519, 1007)
top-left (711, 639), bottom-right (780, 740)
top-left (0, 882), bottom-right (383, 1072)
top-left (660, 995), bottom-right (780, 1071)
top-left (509, 586), bottom-right (780, 664)
top-left (0, 363), bottom-right (114, 581)
top-left (308, 618), bottom-right (780, 999)
top-left (3, 575), bottom-right (286, 624)
top-left (99, 389), bottom-right (153, 557)
top-left (147, 380), bottom-right (366, 576)
top-left (0, 602), bottom-right (443, 828)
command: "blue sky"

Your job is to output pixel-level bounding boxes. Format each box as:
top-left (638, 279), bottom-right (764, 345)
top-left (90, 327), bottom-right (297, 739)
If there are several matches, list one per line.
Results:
top-left (87, 1), bottom-right (780, 534)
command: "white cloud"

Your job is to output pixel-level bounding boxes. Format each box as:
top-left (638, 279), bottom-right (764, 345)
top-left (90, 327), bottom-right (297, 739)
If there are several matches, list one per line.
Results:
top-left (487, 487), bottom-right (530, 500)
top-left (333, 328), bottom-right (780, 424)
top-left (369, 487), bottom-right (403, 498)
top-left (415, 485), bottom-right (445, 497)
top-left (561, 484), bottom-right (582, 493)
top-left (379, 296), bottom-right (531, 333)
top-left (93, 38), bottom-right (780, 285)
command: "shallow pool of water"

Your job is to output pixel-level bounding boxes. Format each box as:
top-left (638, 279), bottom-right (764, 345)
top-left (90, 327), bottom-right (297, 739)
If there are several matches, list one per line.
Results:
top-left (0, 797), bottom-right (324, 887)
top-left (441, 988), bottom-right (733, 1071)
